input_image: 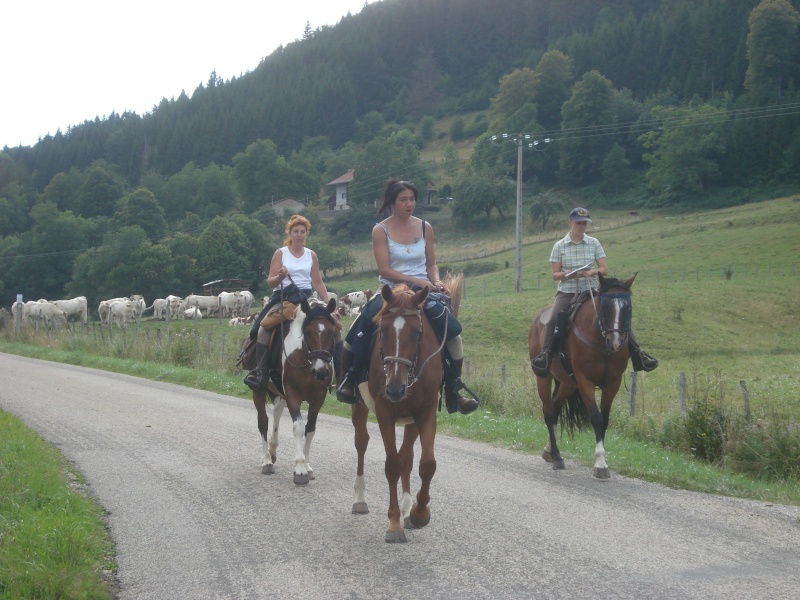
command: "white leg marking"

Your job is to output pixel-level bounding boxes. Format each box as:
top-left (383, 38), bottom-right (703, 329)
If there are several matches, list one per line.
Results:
top-left (400, 491), bottom-right (413, 520)
top-left (270, 398), bottom-right (285, 460)
top-left (293, 415), bottom-right (308, 475)
top-left (304, 430), bottom-right (315, 476)
top-left (594, 440), bottom-right (608, 470)
top-left (354, 475), bottom-right (366, 505)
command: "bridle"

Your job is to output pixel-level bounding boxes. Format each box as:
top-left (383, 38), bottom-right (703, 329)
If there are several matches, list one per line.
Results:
top-left (379, 297), bottom-right (447, 391)
top-left (277, 272), bottom-right (335, 372)
top-left (572, 287), bottom-right (631, 354)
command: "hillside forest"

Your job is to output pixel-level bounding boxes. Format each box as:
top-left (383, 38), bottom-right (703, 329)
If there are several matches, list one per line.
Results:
top-left (1, 0), bottom-right (799, 310)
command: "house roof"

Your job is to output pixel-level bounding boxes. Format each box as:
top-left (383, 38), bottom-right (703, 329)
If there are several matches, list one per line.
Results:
top-left (327, 169), bottom-right (354, 186)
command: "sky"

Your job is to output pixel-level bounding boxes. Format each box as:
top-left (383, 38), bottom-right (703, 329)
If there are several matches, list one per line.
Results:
top-left (2, 0), bottom-right (372, 149)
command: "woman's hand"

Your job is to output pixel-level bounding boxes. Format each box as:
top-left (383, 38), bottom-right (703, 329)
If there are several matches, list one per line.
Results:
top-left (432, 279), bottom-right (449, 294)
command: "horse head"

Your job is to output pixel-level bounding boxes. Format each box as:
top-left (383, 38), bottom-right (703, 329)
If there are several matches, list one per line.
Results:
top-left (298, 297), bottom-right (338, 381)
top-left (596, 273), bottom-right (636, 353)
top-left (375, 283), bottom-right (429, 402)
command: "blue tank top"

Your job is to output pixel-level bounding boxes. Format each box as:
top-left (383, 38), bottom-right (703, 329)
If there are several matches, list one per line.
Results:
top-left (378, 221), bottom-right (429, 288)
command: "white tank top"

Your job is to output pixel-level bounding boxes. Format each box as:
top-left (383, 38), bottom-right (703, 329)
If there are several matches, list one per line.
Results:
top-left (378, 221), bottom-right (429, 288)
top-left (280, 246), bottom-right (313, 289)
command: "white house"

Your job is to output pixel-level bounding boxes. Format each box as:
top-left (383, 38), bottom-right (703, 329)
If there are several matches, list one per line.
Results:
top-left (326, 169), bottom-right (354, 210)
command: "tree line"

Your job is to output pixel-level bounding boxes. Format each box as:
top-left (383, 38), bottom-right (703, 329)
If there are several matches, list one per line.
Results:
top-left (1, 0), bottom-right (799, 307)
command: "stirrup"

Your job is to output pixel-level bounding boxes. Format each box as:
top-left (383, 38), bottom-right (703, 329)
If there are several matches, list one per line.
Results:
top-left (638, 352), bottom-right (658, 372)
top-left (445, 379), bottom-right (480, 415)
top-left (244, 369), bottom-right (267, 392)
top-left (531, 352), bottom-right (550, 377)
top-left (336, 376), bottom-right (359, 404)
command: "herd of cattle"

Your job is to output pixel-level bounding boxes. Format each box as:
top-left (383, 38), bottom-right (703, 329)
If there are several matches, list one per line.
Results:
top-left (8, 289), bottom-right (375, 330)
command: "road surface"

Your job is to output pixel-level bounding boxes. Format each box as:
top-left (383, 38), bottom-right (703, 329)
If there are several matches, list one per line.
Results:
top-left (1, 353), bottom-right (798, 599)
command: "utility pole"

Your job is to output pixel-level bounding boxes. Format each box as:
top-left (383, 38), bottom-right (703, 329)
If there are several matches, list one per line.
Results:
top-left (492, 133), bottom-right (552, 293)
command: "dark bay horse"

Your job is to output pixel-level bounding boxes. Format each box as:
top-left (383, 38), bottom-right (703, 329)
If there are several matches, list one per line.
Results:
top-left (528, 273), bottom-right (636, 479)
top-left (350, 273), bottom-right (462, 542)
top-left (252, 296), bottom-right (338, 485)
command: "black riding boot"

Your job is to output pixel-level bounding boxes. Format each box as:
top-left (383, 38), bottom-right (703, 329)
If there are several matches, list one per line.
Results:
top-left (629, 335), bottom-right (658, 372)
top-left (333, 340), bottom-right (344, 388)
top-left (336, 347), bottom-right (358, 404)
top-left (531, 311), bottom-right (568, 377)
top-left (444, 357), bottom-right (479, 415)
top-left (243, 341), bottom-right (269, 391)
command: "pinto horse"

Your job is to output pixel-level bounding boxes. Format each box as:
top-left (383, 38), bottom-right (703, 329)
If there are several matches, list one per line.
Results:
top-left (350, 273), bottom-right (462, 543)
top-left (528, 273), bottom-right (636, 479)
top-left (251, 296), bottom-right (338, 485)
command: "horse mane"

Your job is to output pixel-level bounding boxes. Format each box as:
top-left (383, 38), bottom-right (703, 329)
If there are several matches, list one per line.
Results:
top-left (373, 283), bottom-right (416, 322)
top-left (442, 272), bottom-right (464, 318)
top-left (300, 298), bottom-right (337, 330)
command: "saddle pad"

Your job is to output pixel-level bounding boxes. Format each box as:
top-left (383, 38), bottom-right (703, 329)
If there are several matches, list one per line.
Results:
top-left (260, 301), bottom-right (296, 330)
top-left (357, 382), bottom-right (415, 425)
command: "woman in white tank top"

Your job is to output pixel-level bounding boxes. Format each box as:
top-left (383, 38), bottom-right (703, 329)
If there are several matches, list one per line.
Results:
top-left (337, 179), bottom-right (479, 415)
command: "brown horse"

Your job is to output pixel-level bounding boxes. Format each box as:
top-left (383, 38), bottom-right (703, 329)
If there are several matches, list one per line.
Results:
top-left (252, 296), bottom-right (338, 485)
top-left (528, 273), bottom-right (636, 479)
top-left (350, 273), bottom-right (462, 542)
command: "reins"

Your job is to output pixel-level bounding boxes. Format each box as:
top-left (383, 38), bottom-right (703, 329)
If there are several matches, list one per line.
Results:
top-left (278, 272), bottom-right (334, 371)
top-left (380, 291), bottom-right (448, 390)
top-left (572, 286), bottom-right (630, 354)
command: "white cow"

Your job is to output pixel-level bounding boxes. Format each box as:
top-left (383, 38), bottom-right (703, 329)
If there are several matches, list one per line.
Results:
top-left (239, 290), bottom-right (254, 317)
top-left (98, 297), bottom-right (128, 325)
top-left (182, 294), bottom-right (219, 317)
top-left (144, 298), bottom-right (168, 319)
top-left (129, 295), bottom-right (147, 321)
top-left (108, 299), bottom-right (136, 329)
top-left (218, 291), bottom-right (244, 318)
top-left (52, 296), bottom-right (88, 325)
top-left (165, 295), bottom-right (183, 319)
top-left (184, 306), bottom-right (203, 319)
top-left (27, 302), bottom-right (68, 327)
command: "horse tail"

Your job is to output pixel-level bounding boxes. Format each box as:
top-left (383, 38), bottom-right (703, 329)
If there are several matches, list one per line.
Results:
top-left (562, 388), bottom-right (591, 437)
top-left (443, 271), bottom-right (464, 317)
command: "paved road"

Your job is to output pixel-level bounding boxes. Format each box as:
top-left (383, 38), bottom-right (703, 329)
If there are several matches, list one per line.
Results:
top-left (2, 353), bottom-right (798, 599)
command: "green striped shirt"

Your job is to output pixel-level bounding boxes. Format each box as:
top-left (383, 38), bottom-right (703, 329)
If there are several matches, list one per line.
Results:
top-left (549, 232), bottom-right (606, 293)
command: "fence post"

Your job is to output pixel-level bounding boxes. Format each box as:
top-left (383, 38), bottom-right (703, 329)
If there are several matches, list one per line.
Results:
top-left (679, 372), bottom-right (687, 416)
top-left (500, 364), bottom-right (506, 389)
top-left (206, 333), bottom-right (212, 357)
top-left (628, 371), bottom-right (637, 416)
top-left (221, 334), bottom-right (226, 362)
top-left (739, 380), bottom-right (751, 421)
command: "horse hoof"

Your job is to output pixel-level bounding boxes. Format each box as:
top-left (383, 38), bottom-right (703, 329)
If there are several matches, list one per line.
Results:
top-left (405, 514), bottom-right (430, 529)
top-left (542, 450), bottom-right (553, 463)
top-left (352, 502), bottom-right (369, 515)
top-left (293, 472), bottom-right (310, 486)
top-left (552, 459), bottom-right (566, 470)
top-left (593, 467), bottom-right (611, 479)
top-left (308, 471), bottom-right (315, 481)
top-left (385, 530), bottom-right (407, 543)
top-left (262, 464), bottom-right (275, 475)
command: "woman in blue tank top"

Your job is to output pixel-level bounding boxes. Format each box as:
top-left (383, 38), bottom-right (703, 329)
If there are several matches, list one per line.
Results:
top-left (337, 179), bottom-right (479, 415)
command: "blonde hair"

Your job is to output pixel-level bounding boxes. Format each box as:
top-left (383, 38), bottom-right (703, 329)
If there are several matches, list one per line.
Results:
top-left (283, 214), bottom-right (311, 246)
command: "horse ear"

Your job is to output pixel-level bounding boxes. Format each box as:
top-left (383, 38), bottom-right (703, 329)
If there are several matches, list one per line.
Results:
top-left (624, 272), bottom-right (637, 289)
top-left (326, 298), bottom-right (336, 313)
top-left (301, 297), bottom-right (311, 313)
top-left (381, 284), bottom-right (393, 302)
top-left (413, 286), bottom-right (429, 307)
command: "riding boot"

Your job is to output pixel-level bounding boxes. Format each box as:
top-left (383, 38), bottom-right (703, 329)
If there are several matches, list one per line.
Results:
top-left (531, 311), bottom-right (568, 377)
top-left (629, 335), bottom-right (658, 372)
top-left (444, 357), bottom-right (479, 415)
top-left (336, 347), bottom-right (358, 404)
top-left (243, 341), bottom-right (269, 391)
top-left (333, 340), bottom-right (344, 387)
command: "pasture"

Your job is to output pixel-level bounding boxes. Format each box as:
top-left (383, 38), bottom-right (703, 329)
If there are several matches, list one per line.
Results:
top-left (2, 197), bottom-right (799, 501)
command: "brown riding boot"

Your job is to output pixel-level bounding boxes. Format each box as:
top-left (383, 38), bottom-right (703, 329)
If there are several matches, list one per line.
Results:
top-left (444, 358), bottom-right (479, 415)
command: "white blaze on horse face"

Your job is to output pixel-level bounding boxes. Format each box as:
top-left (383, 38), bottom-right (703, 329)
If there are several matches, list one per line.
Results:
top-left (391, 316), bottom-right (406, 376)
top-left (609, 297), bottom-right (626, 352)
